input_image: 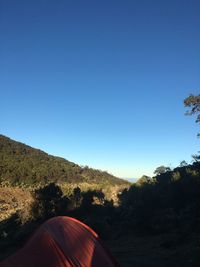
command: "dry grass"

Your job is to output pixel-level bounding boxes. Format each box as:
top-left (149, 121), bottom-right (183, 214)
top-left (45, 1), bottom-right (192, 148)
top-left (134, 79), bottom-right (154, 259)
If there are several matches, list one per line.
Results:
top-left (0, 187), bottom-right (33, 222)
top-left (0, 183), bottom-right (128, 222)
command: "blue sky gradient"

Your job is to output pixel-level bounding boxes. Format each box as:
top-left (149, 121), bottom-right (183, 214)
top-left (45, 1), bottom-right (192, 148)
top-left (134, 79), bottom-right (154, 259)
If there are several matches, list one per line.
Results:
top-left (1, 0), bottom-right (200, 178)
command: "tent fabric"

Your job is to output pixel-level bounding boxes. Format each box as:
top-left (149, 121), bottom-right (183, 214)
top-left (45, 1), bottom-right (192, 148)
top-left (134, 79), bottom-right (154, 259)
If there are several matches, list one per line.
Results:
top-left (0, 216), bottom-right (119, 267)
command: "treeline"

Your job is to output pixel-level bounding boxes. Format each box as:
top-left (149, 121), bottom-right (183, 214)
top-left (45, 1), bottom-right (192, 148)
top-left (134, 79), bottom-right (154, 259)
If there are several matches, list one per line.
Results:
top-left (1, 160), bottom-right (200, 261)
top-left (119, 161), bottom-right (200, 234)
top-left (0, 135), bottom-right (127, 186)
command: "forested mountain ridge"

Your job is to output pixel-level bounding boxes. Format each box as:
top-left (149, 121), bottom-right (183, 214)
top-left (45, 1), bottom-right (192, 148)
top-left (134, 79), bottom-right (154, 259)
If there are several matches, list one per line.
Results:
top-left (0, 135), bottom-right (128, 186)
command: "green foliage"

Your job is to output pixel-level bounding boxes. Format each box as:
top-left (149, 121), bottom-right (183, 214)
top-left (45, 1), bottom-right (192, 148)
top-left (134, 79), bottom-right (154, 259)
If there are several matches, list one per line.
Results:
top-left (71, 186), bottom-right (82, 208)
top-left (1, 161), bottom-right (200, 263)
top-left (80, 189), bottom-right (105, 209)
top-left (154, 166), bottom-right (171, 175)
top-left (184, 94), bottom-right (200, 122)
top-left (192, 153), bottom-right (200, 162)
top-left (136, 175), bottom-right (152, 186)
top-left (0, 135), bottom-right (128, 186)
top-left (119, 161), bottom-right (200, 234)
top-left (179, 160), bottom-right (188, 167)
top-left (31, 183), bottom-right (69, 221)
top-left (184, 93), bottom-right (200, 136)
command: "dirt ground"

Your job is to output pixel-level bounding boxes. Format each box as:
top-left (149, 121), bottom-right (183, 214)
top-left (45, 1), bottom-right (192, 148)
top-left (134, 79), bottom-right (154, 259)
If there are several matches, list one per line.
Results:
top-left (106, 232), bottom-right (200, 267)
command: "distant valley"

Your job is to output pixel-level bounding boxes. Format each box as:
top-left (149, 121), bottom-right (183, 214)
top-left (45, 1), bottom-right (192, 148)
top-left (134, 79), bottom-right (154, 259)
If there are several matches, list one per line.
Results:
top-left (125, 177), bottom-right (137, 183)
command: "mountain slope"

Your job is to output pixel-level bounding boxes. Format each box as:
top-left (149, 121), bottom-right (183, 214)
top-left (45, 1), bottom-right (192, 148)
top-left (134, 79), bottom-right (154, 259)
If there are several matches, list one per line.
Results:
top-left (0, 135), bottom-right (128, 186)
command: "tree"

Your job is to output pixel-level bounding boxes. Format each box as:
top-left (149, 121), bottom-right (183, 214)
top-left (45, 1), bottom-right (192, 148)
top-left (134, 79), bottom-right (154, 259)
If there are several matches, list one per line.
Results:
top-left (31, 183), bottom-right (63, 221)
top-left (184, 93), bottom-right (200, 136)
top-left (72, 187), bottom-right (81, 208)
top-left (154, 166), bottom-right (171, 175)
top-left (191, 153), bottom-right (200, 162)
top-left (179, 160), bottom-right (188, 167)
top-left (93, 190), bottom-right (105, 205)
top-left (136, 175), bottom-right (151, 185)
top-left (80, 189), bottom-right (105, 208)
top-left (81, 190), bottom-right (95, 209)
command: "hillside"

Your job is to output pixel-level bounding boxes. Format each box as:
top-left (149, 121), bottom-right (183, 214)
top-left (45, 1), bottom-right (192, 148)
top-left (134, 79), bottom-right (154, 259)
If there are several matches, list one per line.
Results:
top-left (1, 160), bottom-right (200, 266)
top-left (0, 135), bottom-right (128, 186)
top-left (1, 135), bottom-right (200, 265)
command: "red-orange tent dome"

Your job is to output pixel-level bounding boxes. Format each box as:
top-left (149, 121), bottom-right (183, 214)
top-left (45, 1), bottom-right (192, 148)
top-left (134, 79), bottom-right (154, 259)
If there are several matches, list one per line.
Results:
top-left (0, 216), bottom-right (119, 267)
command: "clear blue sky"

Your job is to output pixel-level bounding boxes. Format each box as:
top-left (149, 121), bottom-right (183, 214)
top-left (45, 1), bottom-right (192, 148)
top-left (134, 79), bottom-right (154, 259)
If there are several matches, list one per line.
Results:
top-left (1, 0), bottom-right (200, 178)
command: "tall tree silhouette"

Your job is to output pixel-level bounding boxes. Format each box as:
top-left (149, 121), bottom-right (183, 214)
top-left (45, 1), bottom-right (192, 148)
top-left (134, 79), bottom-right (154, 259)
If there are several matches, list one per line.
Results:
top-left (184, 93), bottom-right (200, 136)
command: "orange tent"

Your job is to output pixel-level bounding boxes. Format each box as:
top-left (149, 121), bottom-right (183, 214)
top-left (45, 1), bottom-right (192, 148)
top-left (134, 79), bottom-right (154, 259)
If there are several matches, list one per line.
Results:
top-left (0, 216), bottom-right (119, 267)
